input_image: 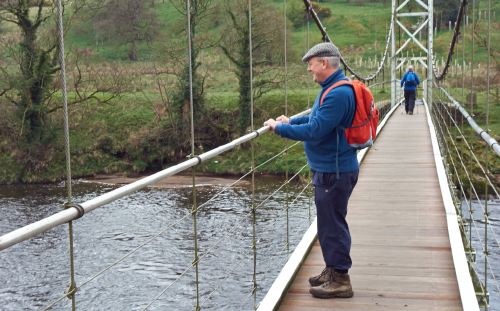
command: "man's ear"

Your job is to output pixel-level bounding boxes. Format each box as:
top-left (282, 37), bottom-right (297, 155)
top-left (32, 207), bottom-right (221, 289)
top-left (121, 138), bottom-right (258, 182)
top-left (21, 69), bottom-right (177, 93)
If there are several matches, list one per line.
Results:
top-left (321, 59), bottom-right (328, 69)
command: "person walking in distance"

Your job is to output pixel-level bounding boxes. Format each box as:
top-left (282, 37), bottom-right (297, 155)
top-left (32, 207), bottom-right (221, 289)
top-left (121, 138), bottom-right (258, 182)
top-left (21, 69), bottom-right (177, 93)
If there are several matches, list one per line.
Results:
top-left (264, 42), bottom-right (359, 299)
top-left (400, 65), bottom-right (420, 115)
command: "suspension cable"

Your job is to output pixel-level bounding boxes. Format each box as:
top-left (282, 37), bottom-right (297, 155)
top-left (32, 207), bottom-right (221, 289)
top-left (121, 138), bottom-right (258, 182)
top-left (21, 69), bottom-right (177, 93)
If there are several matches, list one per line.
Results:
top-left (248, 0), bottom-right (258, 307)
top-left (483, 0), bottom-right (492, 299)
top-left (439, 87), bottom-right (500, 157)
top-left (431, 0), bottom-right (467, 80)
top-left (437, 88), bottom-right (500, 199)
top-left (40, 140), bottom-right (303, 310)
top-left (0, 105), bottom-right (310, 251)
top-left (186, 0), bottom-right (201, 309)
top-left (305, 7), bottom-right (313, 224)
top-left (432, 97), bottom-right (500, 299)
top-left (302, 0), bottom-right (394, 82)
top-left (199, 180), bottom-right (313, 310)
top-left (470, 0), bottom-right (475, 116)
top-left (427, 100), bottom-right (499, 299)
top-left (283, 0), bottom-right (290, 254)
top-left (55, 0), bottom-right (78, 309)
top-left (461, 2), bottom-right (466, 101)
top-left (142, 163), bottom-right (308, 310)
top-left (432, 96), bottom-right (500, 248)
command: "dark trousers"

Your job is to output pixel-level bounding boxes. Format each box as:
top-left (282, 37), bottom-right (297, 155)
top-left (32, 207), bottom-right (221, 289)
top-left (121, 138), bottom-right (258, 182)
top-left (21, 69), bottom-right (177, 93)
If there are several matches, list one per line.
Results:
top-left (404, 90), bottom-right (416, 113)
top-left (313, 170), bottom-right (359, 271)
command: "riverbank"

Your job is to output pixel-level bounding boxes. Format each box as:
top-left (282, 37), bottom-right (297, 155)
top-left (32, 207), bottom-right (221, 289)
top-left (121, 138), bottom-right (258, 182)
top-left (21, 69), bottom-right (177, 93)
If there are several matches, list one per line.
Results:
top-left (83, 174), bottom-right (250, 189)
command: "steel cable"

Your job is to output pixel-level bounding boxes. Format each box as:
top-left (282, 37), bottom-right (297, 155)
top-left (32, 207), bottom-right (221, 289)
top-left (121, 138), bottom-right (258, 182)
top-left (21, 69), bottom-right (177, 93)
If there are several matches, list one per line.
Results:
top-left (199, 181), bottom-right (312, 310)
top-left (141, 164), bottom-right (309, 309)
top-left (436, 89), bottom-right (500, 199)
top-left (248, 0), bottom-right (258, 307)
top-left (185, 1), bottom-right (201, 309)
top-left (432, 99), bottom-right (500, 249)
top-left (55, 0), bottom-right (78, 309)
top-left (431, 0), bottom-right (467, 80)
top-left (433, 98), bottom-right (500, 261)
top-left (302, 0), bottom-right (394, 82)
top-left (39, 141), bottom-right (303, 310)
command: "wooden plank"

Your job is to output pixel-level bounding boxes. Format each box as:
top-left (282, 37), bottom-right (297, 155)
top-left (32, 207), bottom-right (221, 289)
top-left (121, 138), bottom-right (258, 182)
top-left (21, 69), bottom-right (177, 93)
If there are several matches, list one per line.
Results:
top-left (278, 111), bottom-right (462, 310)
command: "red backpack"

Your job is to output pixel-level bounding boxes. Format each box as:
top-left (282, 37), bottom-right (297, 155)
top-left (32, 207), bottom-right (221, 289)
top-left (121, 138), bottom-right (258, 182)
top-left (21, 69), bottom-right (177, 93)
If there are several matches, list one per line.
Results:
top-left (320, 79), bottom-right (379, 150)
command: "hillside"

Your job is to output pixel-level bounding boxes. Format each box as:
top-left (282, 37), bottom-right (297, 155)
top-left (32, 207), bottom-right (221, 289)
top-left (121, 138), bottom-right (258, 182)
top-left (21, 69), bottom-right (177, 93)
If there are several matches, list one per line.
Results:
top-left (0, 0), bottom-right (497, 183)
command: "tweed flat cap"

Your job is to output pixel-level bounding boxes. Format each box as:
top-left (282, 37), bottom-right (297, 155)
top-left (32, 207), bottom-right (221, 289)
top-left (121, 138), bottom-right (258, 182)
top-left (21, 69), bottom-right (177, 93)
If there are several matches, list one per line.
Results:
top-left (302, 42), bottom-right (340, 63)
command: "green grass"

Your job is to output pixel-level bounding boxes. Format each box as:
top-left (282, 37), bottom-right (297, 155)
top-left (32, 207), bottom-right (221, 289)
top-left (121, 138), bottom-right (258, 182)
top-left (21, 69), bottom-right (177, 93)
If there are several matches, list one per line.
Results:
top-left (0, 0), bottom-right (498, 183)
top-left (440, 87), bottom-right (500, 136)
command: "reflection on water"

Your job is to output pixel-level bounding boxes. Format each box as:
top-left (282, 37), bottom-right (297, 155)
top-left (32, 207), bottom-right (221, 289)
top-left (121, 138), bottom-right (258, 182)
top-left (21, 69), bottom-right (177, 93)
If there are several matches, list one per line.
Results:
top-left (0, 179), bottom-right (314, 310)
top-left (461, 199), bottom-right (500, 311)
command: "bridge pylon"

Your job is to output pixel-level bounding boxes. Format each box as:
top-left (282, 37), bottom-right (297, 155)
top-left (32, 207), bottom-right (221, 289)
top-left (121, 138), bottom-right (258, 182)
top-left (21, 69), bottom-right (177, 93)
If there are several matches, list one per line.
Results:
top-left (391, 0), bottom-right (433, 109)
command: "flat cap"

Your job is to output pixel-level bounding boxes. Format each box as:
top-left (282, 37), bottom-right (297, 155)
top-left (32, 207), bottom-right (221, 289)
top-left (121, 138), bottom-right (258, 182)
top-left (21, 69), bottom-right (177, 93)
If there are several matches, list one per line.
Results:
top-left (302, 42), bottom-right (340, 63)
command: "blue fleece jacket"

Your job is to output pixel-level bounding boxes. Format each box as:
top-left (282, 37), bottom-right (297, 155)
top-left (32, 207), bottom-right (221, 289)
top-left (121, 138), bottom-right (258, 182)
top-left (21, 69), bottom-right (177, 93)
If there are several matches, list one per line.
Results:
top-left (400, 71), bottom-right (420, 91)
top-left (275, 69), bottom-right (358, 173)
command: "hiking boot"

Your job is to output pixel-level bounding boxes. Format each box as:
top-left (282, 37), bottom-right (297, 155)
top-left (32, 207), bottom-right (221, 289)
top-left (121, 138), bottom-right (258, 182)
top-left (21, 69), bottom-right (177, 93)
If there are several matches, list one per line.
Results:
top-left (309, 271), bottom-right (353, 299)
top-left (308, 267), bottom-right (333, 287)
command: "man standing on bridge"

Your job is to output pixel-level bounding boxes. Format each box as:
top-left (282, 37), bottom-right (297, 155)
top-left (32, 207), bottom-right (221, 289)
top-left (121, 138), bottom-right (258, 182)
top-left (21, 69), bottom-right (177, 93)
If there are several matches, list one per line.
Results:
top-left (400, 65), bottom-right (420, 115)
top-left (264, 42), bottom-right (358, 299)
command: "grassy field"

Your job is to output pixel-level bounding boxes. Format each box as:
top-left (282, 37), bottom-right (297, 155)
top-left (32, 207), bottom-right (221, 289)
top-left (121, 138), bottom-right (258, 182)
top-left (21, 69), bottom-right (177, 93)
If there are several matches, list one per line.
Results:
top-left (0, 0), bottom-right (498, 183)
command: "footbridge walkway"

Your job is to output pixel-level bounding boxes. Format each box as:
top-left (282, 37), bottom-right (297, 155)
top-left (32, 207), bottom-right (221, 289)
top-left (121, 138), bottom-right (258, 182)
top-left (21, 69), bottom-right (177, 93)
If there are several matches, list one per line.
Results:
top-left (265, 104), bottom-right (470, 311)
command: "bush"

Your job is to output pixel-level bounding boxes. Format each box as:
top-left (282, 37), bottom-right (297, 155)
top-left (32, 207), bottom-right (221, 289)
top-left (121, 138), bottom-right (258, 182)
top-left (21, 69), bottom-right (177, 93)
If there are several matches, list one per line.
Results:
top-left (287, 0), bottom-right (332, 29)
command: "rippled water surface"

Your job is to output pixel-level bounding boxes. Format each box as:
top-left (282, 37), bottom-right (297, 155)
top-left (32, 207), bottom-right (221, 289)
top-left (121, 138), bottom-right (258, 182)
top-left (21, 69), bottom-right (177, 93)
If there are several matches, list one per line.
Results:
top-left (461, 199), bottom-right (500, 311)
top-left (0, 178), bottom-right (314, 310)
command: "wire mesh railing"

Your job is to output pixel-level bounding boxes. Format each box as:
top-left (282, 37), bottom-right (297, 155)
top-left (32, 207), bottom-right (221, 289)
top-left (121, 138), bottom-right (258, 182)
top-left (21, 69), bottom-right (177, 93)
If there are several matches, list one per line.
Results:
top-left (432, 85), bottom-right (499, 309)
top-left (1, 138), bottom-right (313, 310)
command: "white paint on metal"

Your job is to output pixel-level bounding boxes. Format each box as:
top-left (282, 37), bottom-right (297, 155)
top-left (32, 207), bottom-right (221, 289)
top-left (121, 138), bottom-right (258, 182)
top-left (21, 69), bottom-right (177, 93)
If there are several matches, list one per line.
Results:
top-left (0, 109), bottom-right (311, 251)
top-left (414, 0), bottom-right (429, 10)
top-left (397, 12), bottom-right (429, 17)
top-left (440, 87), bottom-right (500, 156)
top-left (395, 19), bottom-right (429, 54)
top-left (427, 0), bottom-right (433, 109)
top-left (423, 99), bottom-right (480, 311)
top-left (391, 0), bottom-right (397, 107)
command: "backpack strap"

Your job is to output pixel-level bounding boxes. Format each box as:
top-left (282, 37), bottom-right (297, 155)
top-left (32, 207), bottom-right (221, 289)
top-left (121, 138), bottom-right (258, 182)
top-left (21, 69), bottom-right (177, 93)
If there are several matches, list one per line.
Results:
top-left (320, 80), bottom-right (353, 106)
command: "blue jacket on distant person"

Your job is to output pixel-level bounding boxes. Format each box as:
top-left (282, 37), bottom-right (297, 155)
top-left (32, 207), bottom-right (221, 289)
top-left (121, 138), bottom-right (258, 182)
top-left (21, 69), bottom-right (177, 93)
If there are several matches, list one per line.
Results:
top-left (400, 70), bottom-right (420, 91)
top-left (275, 69), bottom-right (358, 174)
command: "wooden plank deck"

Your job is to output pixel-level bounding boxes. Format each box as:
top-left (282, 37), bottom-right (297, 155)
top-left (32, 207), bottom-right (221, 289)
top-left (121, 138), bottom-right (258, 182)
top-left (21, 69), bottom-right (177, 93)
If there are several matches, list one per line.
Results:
top-left (279, 107), bottom-right (463, 310)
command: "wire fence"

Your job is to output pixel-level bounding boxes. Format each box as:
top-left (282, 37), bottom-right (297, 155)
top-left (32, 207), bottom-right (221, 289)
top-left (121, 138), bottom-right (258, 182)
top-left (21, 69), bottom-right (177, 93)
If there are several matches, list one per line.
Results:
top-left (432, 86), bottom-right (499, 308)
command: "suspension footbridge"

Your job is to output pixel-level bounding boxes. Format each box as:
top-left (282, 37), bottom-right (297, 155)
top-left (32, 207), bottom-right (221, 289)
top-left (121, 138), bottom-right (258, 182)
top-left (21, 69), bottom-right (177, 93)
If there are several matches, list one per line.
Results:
top-left (0, 0), bottom-right (498, 310)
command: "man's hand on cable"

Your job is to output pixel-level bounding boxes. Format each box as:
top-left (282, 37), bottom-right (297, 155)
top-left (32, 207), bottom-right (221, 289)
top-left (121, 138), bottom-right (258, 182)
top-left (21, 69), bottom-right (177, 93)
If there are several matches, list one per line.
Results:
top-left (276, 115), bottom-right (289, 124)
top-left (264, 118), bottom-right (282, 131)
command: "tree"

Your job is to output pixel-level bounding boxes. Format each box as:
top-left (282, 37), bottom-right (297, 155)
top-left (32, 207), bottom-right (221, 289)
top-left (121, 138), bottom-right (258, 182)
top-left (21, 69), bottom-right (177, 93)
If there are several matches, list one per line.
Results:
top-left (288, 0), bottom-right (331, 29)
top-left (0, 1), bottom-right (64, 142)
top-left (169, 0), bottom-right (214, 135)
top-left (434, 0), bottom-right (460, 29)
top-left (219, 0), bottom-right (289, 135)
top-left (0, 1), bottom-right (125, 145)
top-left (94, 0), bottom-right (160, 61)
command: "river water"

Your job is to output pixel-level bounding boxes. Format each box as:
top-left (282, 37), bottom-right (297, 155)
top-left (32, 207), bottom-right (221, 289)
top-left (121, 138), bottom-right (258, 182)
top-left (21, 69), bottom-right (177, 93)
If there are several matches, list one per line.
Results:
top-left (1, 181), bottom-right (499, 310)
top-left (0, 178), bottom-right (314, 310)
top-left (460, 199), bottom-right (500, 311)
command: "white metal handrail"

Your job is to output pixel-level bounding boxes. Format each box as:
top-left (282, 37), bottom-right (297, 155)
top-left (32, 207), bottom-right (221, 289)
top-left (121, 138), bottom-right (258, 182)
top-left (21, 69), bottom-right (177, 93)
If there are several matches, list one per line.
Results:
top-left (0, 109), bottom-right (311, 251)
